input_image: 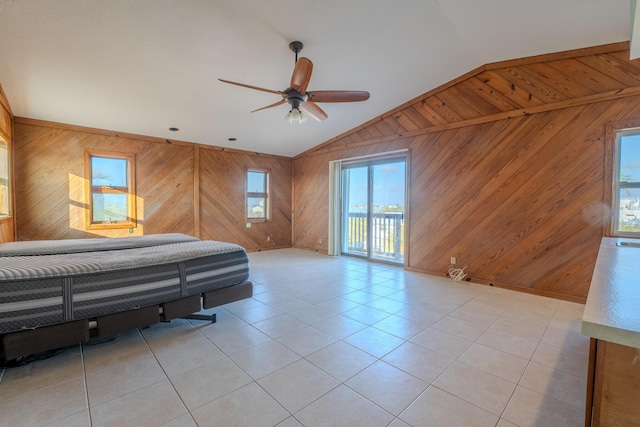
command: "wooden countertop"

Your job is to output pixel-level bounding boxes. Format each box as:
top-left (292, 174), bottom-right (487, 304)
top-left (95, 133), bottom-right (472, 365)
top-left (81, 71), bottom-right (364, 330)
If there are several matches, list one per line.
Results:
top-left (582, 237), bottom-right (640, 348)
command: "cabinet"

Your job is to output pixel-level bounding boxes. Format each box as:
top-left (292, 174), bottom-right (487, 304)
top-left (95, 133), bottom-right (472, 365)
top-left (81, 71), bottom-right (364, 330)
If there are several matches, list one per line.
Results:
top-left (582, 238), bottom-right (640, 426)
top-left (586, 338), bottom-right (640, 426)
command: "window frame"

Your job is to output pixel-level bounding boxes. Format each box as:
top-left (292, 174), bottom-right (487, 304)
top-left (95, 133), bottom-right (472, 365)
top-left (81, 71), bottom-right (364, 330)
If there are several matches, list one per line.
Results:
top-left (606, 120), bottom-right (640, 237)
top-left (84, 149), bottom-right (136, 230)
top-left (246, 168), bottom-right (270, 222)
top-left (0, 135), bottom-right (11, 219)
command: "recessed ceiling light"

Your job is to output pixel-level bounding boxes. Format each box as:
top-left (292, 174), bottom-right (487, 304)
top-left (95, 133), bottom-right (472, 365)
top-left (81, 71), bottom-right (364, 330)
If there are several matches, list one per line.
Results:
top-left (228, 137), bottom-right (237, 141)
top-left (169, 127), bottom-right (179, 131)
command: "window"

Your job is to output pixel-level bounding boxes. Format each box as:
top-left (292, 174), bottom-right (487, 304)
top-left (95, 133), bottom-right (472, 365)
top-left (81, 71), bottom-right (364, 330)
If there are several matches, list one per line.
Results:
top-left (85, 150), bottom-right (136, 229)
top-left (613, 129), bottom-right (640, 235)
top-left (246, 170), bottom-right (269, 220)
top-left (0, 137), bottom-right (9, 217)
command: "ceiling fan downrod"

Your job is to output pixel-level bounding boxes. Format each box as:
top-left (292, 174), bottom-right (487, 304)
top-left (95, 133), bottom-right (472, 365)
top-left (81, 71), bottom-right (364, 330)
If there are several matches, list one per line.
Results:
top-left (289, 41), bottom-right (303, 63)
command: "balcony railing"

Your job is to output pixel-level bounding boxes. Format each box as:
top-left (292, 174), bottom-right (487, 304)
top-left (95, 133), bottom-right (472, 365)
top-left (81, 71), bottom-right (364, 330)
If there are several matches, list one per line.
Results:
top-left (344, 212), bottom-right (404, 262)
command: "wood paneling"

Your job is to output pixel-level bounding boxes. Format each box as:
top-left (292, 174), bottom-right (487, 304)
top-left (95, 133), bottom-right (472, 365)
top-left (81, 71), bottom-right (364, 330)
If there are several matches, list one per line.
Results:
top-left (13, 120), bottom-right (292, 250)
top-left (14, 122), bottom-right (196, 240)
top-left (0, 218), bottom-right (13, 243)
top-left (293, 42), bottom-right (640, 301)
top-left (199, 149), bottom-right (292, 251)
top-left (0, 84), bottom-right (12, 143)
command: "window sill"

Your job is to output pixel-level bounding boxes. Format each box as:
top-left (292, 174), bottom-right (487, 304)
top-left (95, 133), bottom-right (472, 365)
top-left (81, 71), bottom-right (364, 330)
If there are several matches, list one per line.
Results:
top-left (87, 222), bottom-right (136, 230)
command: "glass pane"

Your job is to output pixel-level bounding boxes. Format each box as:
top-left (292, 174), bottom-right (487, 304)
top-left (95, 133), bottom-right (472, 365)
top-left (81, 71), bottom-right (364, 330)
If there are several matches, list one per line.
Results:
top-left (372, 161), bottom-right (405, 214)
top-left (618, 187), bottom-right (640, 233)
top-left (92, 193), bottom-right (128, 222)
top-left (92, 156), bottom-right (127, 187)
top-left (341, 159), bottom-right (406, 264)
top-left (0, 139), bottom-right (8, 216)
top-left (247, 197), bottom-right (266, 219)
top-left (371, 161), bottom-right (405, 263)
top-left (341, 166), bottom-right (368, 257)
top-left (619, 134), bottom-right (640, 182)
top-left (247, 171), bottom-right (266, 193)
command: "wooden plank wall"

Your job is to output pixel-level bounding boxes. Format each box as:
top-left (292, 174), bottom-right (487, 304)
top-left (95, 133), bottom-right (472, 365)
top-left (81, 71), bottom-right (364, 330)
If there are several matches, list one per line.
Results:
top-left (199, 148), bottom-right (292, 251)
top-left (13, 119), bottom-right (292, 251)
top-left (294, 42), bottom-right (640, 302)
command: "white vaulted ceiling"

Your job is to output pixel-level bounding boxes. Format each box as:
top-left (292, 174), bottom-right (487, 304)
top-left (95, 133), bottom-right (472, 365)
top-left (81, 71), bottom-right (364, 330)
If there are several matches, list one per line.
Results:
top-left (0, 0), bottom-right (632, 156)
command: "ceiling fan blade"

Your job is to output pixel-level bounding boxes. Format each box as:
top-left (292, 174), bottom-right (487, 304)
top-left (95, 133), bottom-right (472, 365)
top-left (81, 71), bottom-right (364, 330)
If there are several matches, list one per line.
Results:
top-left (251, 99), bottom-right (287, 113)
top-left (307, 90), bottom-right (370, 102)
top-left (218, 79), bottom-right (285, 96)
top-left (299, 101), bottom-right (328, 121)
top-left (290, 57), bottom-right (313, 94)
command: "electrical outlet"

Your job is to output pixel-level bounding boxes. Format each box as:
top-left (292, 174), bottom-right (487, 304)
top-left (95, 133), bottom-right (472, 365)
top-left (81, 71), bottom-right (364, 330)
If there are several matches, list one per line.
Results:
top-left (246, 223), bottom-right (251, 228)
top-left (450, 256), bottom-right (457, 265)
top-left (267, 236), bottom-right (271, 241)
top-left (318, 238), bottom-right (322, 244)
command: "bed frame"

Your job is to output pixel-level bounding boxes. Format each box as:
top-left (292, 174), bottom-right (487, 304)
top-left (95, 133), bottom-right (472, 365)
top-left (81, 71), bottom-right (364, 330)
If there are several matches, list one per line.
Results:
top-left (0, 234), bottom-right (252, 363)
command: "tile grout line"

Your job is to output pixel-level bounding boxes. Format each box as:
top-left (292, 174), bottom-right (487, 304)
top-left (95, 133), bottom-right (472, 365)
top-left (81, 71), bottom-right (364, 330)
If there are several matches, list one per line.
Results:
top-left (401, 290), bottom-right (540, 424)
top-left (240, 267), bottom-right (402, 425)
top-left (190, 314), bottom-right (311, 418)
top-left (490, 297), bottom-right (565, 423)
top-left (222, 252), bottom-right (585, 424)
top-left (135, 326), bottom-right (198, 425)
top-left (260, 263), bottom-right (501, 423)
top-left (253, 250), bottom-right (588, 424)
top-left (80, 344), bottom-right (93, 427)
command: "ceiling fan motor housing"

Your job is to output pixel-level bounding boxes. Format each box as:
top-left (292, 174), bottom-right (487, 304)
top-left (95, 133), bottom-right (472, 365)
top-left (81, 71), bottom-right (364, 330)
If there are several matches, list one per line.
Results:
top-left (284, 88), bottom-right (307, 109)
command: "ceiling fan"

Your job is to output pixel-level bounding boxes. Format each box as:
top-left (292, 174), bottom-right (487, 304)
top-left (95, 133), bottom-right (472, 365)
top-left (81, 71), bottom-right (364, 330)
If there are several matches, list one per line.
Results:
top-left (219, 41), bottom-right (370, 123)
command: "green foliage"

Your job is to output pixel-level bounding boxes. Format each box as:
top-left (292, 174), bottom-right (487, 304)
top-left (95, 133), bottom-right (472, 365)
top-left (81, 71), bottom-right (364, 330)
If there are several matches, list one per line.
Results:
top-left (619, 223), bottom-right (640, 232)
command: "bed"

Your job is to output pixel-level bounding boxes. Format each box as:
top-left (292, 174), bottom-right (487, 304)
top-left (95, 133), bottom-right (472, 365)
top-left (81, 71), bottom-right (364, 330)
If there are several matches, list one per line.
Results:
top-left (0, 233), bottom-right (252, 362)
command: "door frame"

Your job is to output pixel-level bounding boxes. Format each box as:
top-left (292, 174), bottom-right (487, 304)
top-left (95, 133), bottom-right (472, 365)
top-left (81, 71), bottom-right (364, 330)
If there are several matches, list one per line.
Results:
top-left (328, 149), bottom-right (410, 266)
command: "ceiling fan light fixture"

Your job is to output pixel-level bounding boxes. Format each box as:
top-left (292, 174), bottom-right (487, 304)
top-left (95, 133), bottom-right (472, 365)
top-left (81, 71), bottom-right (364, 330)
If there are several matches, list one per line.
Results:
top-left (284, 107), bottom-right (306, 124)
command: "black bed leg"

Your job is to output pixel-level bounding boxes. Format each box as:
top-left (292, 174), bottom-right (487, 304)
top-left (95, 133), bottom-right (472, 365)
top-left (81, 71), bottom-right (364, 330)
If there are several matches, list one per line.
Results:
top-left (182, 313), bottom-right (217, 323)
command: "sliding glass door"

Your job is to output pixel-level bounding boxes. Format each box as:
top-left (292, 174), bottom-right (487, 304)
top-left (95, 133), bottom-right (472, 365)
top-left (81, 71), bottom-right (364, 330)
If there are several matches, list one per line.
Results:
top-left (341, 157), bottom-right (406, 264)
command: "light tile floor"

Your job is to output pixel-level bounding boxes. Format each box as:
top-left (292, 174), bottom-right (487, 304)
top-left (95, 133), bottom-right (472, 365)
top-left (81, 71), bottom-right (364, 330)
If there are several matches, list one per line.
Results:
top-left (0, 249), bottom-right (590, 426)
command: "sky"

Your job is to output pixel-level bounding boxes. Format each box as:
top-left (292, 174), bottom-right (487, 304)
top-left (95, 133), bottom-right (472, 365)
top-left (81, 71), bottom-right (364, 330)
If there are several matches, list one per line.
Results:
top-left (618, 134), bottom-right (640, 198)
top-left (344, 160), bottom-right (406, 209)
top-left (620, 134), bottom-right (640, 182)
top-left (247, 171), bottom-right (267, 193)
top-left (91, 156), bottom-right (127, 187)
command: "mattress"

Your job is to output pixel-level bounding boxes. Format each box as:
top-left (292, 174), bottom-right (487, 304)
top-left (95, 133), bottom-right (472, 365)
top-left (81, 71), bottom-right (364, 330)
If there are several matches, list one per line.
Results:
top-left (0, 237), bottom-right (249, 334)
top-left (0, 233), bottom-right (199, 256)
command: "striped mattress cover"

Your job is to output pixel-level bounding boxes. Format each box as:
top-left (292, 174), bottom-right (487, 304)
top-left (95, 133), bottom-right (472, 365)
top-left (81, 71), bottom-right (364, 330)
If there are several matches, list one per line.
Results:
top-left (0, 237), bottom-right (249, 334)
top-left (0, 233), bottom-right (199, 257)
